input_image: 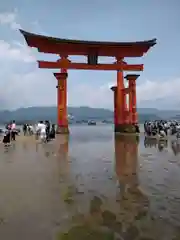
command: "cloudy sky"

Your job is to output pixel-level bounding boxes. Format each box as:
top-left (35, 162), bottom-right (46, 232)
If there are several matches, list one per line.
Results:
top-left (0, 0), bottom-right (180, 110)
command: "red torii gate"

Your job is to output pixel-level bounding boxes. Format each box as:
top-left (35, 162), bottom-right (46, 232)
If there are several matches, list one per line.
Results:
top-left (20, 29), bottom-right (156, 134)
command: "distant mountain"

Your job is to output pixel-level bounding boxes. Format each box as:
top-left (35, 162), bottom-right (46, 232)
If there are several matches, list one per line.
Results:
top-left (0, 106), bottom-right (113, 123)
top-left (138, 114), bottom-right (161, 122)
top-left (138, 108), bottom-right (180, 119)
top-left (137, 108), bottom-right (159, 114)
top-left (0, 106), bottom-right (178, 124)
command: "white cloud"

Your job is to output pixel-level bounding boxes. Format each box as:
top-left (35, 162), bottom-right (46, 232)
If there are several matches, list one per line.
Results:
top-left (0, 43), bottom-right (179, 110)
top-left (136, 78), bottom-right (180, 109)
top-left (0, 70), bottom-right (56, 110)
top-left (136, 78), bottom-right (180, 103)
top-left (0, 40), bottom-right (35, 62)
top-left (0, 30), bottom-right (179, 110)
top-left (101, 78), bottom-right (180, 110)
top-left (0, 11), bottom-right (21, 30)
top-left (0, 10), bottom-right (179, 111)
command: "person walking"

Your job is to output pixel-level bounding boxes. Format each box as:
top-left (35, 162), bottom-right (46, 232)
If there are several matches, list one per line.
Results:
top-left (49, 124), bottom-right (56, 140)
top-left (36, 121), bottom-right (47, 143)
top-left (11, 120), bottom-right (16, 141)
top-left (23, 124), bottom-right (27, 136)
top-left (45, 120), bottom-right (50, 141)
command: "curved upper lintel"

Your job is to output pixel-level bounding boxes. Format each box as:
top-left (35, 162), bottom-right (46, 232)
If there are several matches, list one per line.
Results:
top-left (19, 29), bottom-right (157, 47)
top-left (19, 29), bottom-right (157, 57)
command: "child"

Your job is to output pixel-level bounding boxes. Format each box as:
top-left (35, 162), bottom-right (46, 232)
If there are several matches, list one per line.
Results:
top-left (3, 129), bottom-right (11, 146)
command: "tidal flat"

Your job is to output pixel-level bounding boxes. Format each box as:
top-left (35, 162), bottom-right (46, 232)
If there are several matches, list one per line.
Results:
top-left (0, 125), bottom-right (180, 240)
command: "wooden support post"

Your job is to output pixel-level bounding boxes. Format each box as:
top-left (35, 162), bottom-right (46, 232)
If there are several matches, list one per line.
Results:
top-left (111, 86), bottom-right (118, 128)
top-left (115, 60), bottom-right (131, 133)
top-left (125, 74), bottom-right (140, 125)
top-left (123, 88), bottom-right (130, 125)
top-left (132, 81), bottom-right (138, 124)
top-left (116, 69), bottom-right (124, 126)
top-left (54, 69), bottom-right (69, 134)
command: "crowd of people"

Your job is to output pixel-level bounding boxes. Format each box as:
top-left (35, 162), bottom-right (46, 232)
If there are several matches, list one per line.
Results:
top-left (2, 120), bottom-right (19, 146)
top-left (2, 119), bottom-right (180, 146)
top-left (1, 120), bottom-right (56, 146)
top-left (144, 120), bottom-right (180, 138)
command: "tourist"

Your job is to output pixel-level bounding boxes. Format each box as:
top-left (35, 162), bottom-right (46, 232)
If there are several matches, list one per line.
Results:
top-left (49, 124), bottom-right (56, 140)
top-left (28, 124), bottom-right (34, 135)
top-left (11, 120), bottom-right (16, 141)
top-left (176, 126), bottom-right (180, 139)
top-left (45, 120), bottom-right (50, 141)
top-left (159, 129), bottom-right (166, 137)
top-left (23, 124), bottom-right (27, 136)
top-left (35, 123), bottom-right (40, 140)
top-left (26, 124), bottom-right (29, 135)
top-left (36, 121), bottom-right (47, 142)
top-left (3, 126), bottom-right (11, 146)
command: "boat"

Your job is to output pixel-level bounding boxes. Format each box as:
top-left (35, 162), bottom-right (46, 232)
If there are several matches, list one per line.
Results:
top-left (101, 120), bottom-right (113, 124)
top-left (88, 120), bottom-right (96, 125)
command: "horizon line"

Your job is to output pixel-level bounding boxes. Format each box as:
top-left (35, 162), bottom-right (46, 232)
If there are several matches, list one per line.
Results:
top-left (0, 106), bottom-right (179, 112)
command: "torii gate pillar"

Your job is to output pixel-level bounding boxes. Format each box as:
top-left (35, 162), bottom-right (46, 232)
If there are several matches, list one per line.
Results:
top-left (111, 86), bottom-right (118, 129)
top-left (54, 70), bottom-right (69, 134)
top-left (125, 74), bottom-right (140, 125)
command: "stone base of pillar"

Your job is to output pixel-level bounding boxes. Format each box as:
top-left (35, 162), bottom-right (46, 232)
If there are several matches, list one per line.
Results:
top-left (115, 124), bottom-right (139, 134)
top-left (56, 126), bottom-right (69, 134)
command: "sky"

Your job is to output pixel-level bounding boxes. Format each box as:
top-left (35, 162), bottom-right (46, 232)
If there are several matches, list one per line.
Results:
top-left (0, 0), bottom-right (180, 110)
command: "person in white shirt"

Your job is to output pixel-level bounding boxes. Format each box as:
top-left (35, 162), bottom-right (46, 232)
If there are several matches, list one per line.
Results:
top-left (36, 121), bottom-right (46, 142)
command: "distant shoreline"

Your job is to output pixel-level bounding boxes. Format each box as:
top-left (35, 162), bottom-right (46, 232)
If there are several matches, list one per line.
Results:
top-left (1, 106), bottom-right (179, 123)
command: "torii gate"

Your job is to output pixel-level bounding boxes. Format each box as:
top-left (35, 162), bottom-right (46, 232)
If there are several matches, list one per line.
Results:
top-left (20, 29), bottom-right (156, 134)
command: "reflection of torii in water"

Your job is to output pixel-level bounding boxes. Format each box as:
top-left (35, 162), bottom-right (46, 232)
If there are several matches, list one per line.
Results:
top-left (114, 135), bottom-right (149, 226)
top-left (56, 135), bottom-right (70, 180)
top-left (115, 135), bottom-right (140, 194)
top-left (58, 135), bottom-right (69, 157)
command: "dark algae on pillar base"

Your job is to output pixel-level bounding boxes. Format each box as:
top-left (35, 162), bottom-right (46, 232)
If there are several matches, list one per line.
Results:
top-left (115, 124), bottom-right (137, 134)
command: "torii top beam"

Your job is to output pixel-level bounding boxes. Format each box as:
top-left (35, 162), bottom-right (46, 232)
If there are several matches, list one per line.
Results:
top-left (20, 29), bottom-right (156, 58)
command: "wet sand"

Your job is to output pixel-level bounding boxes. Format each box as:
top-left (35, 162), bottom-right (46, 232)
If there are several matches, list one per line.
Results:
top-left (0, 125), bottom-right (180, 240)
